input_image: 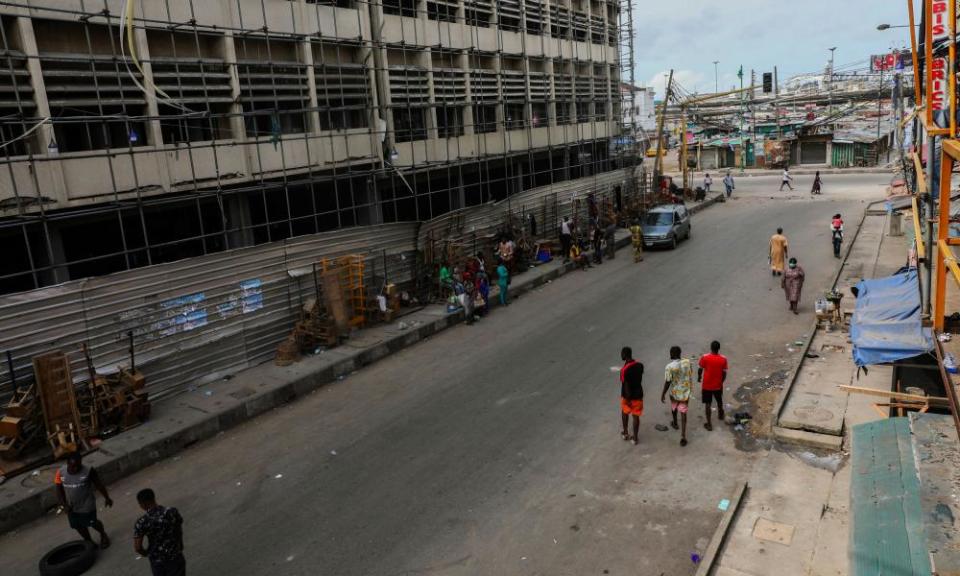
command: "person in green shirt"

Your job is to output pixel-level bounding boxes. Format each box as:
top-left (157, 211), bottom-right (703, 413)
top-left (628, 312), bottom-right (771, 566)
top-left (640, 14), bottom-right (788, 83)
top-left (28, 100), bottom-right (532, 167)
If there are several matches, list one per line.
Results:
top-left (496, 259), bottom-right (509, 306)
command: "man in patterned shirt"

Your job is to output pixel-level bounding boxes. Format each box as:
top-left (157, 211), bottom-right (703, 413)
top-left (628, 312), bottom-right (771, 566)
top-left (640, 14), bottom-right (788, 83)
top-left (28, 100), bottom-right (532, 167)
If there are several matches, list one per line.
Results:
top-left (661, 345), bottom-right (693, 446)
top-left (134, 488), bottom-right (185, 576)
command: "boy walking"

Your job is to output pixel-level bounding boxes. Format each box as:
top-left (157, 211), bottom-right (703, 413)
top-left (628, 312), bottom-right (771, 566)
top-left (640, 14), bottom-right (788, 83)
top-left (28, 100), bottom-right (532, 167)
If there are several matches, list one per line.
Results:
top-left (618, 347), bottom-right (644, 445)
top-left (134, 488), bottom-right (186, 576)
top-left (698, 341), bottom-right (728, 431)
top-left (661, 346), bottom-right (693, 446)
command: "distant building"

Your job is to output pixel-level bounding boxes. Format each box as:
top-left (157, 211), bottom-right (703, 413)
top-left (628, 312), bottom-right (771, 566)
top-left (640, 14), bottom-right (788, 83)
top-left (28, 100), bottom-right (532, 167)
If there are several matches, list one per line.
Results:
top-left (620, 84), bottom-right (657, 135)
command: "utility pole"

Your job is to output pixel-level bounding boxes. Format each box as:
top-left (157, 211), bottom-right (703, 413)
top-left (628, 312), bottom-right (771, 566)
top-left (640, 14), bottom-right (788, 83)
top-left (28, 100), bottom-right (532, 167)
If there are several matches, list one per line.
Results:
top-left (774, 65), bottom-right (782, 140)
top-left (738, 65), bottom-right (744, 171)
top-left (653, 69), bottom-right (673, 188)
top-left (876, 67), bottom-right (883, 143)
top-left (750, 69), bottom-right (756, 167)
top-left (828, 47), bottom-right (836, 114)
top-left (713, 61), bottom-right (719, 93)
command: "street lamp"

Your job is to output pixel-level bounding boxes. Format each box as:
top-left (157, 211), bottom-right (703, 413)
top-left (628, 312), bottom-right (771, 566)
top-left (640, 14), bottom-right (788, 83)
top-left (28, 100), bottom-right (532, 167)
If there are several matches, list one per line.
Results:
top-left (712, 61), bottom-right (719, 94)
top-left (877, 23), bottom-right (917, 30)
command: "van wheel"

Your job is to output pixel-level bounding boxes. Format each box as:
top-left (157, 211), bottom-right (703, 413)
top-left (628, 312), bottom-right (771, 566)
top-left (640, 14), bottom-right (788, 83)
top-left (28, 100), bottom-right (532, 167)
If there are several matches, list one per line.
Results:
top-left (670, 235), bottom-right (678, 249)
top-left (39, 541), bottom-right (97, 576)
top-left (686, 227), bottom-right (692, 240)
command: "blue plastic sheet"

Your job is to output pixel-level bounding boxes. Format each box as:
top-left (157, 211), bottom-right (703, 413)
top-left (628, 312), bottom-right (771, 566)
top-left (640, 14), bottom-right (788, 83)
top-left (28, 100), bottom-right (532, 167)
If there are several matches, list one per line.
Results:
top-left (850, 268), bottom-right (933, 366)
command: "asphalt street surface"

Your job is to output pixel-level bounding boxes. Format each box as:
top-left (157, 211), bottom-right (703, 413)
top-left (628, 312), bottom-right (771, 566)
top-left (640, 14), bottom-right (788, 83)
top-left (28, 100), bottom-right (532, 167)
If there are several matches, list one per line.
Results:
top-left (0, 173), bottom-right (890, 575)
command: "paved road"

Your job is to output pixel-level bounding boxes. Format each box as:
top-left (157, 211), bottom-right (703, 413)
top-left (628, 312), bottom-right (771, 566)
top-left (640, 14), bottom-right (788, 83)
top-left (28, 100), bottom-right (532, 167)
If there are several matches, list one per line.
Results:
top-left (0, 174), bottom-right (889, 575)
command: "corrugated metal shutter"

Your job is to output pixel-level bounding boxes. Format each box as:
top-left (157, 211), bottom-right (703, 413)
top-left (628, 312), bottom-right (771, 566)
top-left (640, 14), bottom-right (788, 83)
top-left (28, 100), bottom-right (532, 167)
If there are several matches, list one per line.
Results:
top-left (0, 223), bottom-right (418, 400)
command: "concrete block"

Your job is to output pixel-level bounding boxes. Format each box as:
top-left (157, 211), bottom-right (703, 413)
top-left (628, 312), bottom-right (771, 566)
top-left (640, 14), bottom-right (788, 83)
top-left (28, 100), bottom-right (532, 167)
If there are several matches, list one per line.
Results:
top-left (773, 426), bottom-right (844, 451)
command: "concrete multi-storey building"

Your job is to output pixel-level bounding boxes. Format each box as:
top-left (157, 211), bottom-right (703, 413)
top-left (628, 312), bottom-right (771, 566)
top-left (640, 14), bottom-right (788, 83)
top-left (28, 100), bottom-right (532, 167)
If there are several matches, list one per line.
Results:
top-left (0, 0), bottom-right (624, 295)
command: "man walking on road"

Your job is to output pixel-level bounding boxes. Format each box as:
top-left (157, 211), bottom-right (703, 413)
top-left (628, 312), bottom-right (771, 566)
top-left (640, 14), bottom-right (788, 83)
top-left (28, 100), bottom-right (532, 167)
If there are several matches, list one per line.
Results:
top-left (769, 227), bottom-right (788, 276)
top-left (662, 346), bottom-right (693, 446)
top-left (703, 173), bottom-right (713, 194)
top-left (134, 488), bottom-right (186, 576)
top-left (698, 341), bottom-right (728, 431)
top-left (779, 167), bottom-right (794, 191)
top-left (619, 347), bottom-right (644, 445)
top-left (723, 171), bottom-right (735, 198)
top-left (629, 217), bottom-right (644, 262)
top-left (55, 452), bottom-right (113, 549)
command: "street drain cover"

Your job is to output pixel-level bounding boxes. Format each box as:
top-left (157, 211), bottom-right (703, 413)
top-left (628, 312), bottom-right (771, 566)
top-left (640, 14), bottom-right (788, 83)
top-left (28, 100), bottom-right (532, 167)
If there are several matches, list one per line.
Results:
top-left (792, 406), bottom-right (835, 422)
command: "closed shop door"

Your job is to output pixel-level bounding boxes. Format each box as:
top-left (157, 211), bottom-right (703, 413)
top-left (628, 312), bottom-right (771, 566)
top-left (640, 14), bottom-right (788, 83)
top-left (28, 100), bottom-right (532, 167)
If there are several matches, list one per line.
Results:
top-left (801, 141), bottom-right (827, 164)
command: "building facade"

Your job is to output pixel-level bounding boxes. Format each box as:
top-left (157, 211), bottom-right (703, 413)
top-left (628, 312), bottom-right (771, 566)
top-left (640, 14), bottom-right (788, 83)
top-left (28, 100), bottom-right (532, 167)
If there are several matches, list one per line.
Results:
top-left (0, 0), bottom-right (624, 295)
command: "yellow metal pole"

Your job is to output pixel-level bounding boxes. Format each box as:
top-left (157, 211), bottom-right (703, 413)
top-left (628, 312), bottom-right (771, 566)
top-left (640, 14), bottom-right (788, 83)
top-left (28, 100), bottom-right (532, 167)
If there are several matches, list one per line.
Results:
top-left (909, 0), bottom-right (921, 105)
top-left (951, 0), bottom-right (957, 138)
top-left (935, 148), bottom-right (954, 330)
top-left (913, 196), bottom-right (926, 258)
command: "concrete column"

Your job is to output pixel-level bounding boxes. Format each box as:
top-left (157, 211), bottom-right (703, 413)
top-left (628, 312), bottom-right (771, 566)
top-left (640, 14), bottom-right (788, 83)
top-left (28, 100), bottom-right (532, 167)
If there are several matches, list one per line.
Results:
top-left (222, 32), bottom-right (247, 142)
top-left (225, 192), bottom-right (255, 249)
top-left (37, 222), bottom-right (69, 285)
top-left (14, 17), bottom-right (54, 154)
top-left (547, 59), bottom-right (557, 128)
top-left (299, 39), bottom-right (321, 134)
top-left (460, 52), bottom-right (475, 136)
top-left (132, 27), bottom-right (162, 147)
top-left (424, 48), bottom-right (439, 140)
top-left (221, 32), bottom-right (252, 177)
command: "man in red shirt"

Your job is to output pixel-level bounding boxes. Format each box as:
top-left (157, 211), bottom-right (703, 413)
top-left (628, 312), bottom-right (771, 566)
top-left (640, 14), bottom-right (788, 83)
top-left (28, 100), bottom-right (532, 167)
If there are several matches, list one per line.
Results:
top-left (697, 341), bottom-right (728, 431)
top-left (619, 346), bottom-right (644, 445)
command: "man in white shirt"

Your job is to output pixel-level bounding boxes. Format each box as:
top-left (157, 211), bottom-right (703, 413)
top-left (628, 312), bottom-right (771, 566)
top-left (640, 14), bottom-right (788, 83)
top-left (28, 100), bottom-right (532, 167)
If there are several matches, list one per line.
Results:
top-left (779, 168), bottom-right (794, 191)
top-left (559, 217), bottom-right (573, 262)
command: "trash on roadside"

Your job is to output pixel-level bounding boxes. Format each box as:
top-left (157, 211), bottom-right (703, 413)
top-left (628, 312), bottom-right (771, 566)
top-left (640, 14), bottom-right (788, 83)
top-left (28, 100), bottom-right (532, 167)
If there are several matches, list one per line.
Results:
top-left (939, 333), bottom-right (952, 342)
top-left (655, 424), bottom-right (669, 432)
top-left (718, 499), bottom-right (731, 511)
top-left (274, 474), bottom-right (283, 479)
top-left (805, 352), bottom-right (820, 358)
top-left (330, 450), bottom-right (337, 456)
top-left (691, 553), bottom-right (701, 564)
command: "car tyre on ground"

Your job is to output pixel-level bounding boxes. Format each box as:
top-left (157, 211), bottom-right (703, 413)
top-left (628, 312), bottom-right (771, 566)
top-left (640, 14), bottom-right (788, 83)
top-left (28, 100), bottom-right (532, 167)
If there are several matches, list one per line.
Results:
top-left (670, 235), bottom-right (677, 249)
top-left (39, 540), bottom-right (97, 576)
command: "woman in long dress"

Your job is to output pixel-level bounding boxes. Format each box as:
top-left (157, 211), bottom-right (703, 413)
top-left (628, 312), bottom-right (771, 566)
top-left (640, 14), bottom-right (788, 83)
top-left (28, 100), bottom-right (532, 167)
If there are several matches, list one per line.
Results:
top-left (781, 257), bottom-right (805, 314)
top-left (769, 228), bottom-right (788, 276)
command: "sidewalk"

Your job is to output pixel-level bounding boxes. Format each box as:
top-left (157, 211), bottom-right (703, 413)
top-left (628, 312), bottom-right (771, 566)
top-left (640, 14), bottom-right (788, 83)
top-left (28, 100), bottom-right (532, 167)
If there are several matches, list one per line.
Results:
top-left (708, 203), bottom-right (909, 576)
top-left (666, 166), bottom-right (893, 179)
top-left (0, 195), bottom-right (726, 534)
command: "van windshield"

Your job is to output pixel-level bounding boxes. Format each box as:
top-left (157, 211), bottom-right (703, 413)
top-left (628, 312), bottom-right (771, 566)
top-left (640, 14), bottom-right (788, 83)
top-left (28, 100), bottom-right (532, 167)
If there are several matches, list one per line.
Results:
top-left (644, 212), bottom-right (675, 226)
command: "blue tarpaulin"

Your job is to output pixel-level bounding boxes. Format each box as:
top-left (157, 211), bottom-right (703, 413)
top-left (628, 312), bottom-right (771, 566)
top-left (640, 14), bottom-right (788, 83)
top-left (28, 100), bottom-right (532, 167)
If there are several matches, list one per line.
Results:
top-left (850, 268), bottom-right (934, 366)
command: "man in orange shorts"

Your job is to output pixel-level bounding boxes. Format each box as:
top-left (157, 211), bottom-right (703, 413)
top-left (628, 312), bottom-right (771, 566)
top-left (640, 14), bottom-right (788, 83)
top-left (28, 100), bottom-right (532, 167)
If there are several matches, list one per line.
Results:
top-left (619, 346), bottom-right (644, 445)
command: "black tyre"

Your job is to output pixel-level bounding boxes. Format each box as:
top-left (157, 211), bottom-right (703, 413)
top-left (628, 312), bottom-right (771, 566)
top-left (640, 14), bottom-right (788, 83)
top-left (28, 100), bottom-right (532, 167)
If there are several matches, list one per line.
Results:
top-left (686, 226), bottom-right (692, 240)
top-left (39, 541), bottom-right (97, 576)
top-left (670, 234), bottom-right (678, 249)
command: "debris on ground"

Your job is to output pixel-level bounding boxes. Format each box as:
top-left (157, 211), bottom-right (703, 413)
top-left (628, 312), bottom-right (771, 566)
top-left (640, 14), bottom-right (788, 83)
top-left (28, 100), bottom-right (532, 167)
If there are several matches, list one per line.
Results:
top-left (655, 424), bottom-right (669, 432)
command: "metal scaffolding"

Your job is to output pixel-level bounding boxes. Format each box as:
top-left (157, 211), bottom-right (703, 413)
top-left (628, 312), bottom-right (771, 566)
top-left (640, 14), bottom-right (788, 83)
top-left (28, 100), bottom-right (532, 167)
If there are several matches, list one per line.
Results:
top-left (0, 0), bottom-right (633, 296)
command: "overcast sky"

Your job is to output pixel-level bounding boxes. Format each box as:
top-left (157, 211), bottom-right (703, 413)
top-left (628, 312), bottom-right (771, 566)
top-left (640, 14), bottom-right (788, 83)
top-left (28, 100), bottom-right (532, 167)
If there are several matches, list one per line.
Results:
top-left (634, 1), bottom-right (912, 98)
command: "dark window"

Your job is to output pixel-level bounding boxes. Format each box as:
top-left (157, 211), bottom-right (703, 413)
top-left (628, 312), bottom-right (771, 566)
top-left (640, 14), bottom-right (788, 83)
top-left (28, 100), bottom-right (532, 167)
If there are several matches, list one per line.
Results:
top-left (556, 102), bottom-right (573, 125)
top-left (243, 100), bottom-right (307, 138)
top-left (465, 5), bottom-right (491, 26)
top-left (383, 0), bottom-right (417, 17)
top-left (160, 106), bottom-right (230, 144)
top-left (393, 108), bottom-right (427, 142)
top-left (52, 106), bottom-right (148, 153)
top-left (427, 1), bottom-right (457, 22)
top-left (505, 103), bottom-right (525, 130)
top-left (531, 103), bottom-right (548, 127)
top-left (437, 107), bottom-right (464, 138)
top-left (576, 102), bottom-right (590, 123)
top-left (473, 104), bottom-right (497, 133)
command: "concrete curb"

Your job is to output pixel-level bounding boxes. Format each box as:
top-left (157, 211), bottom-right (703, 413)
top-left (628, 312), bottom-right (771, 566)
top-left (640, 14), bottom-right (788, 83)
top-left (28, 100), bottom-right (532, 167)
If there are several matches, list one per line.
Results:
top-left (770, 197), bottom-right (889, 450)
top-left (694, 481), bottom-right (749, 576)
top-left (668, 168), bottom-right (892, 179)
top-left (0, 194), bottom-right (728, 535)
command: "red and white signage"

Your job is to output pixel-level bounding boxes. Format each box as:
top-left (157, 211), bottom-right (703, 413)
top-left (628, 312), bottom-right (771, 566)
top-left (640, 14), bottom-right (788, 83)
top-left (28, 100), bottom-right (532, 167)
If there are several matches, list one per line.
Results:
top-left (927, 0), bottom-right (950, 127)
